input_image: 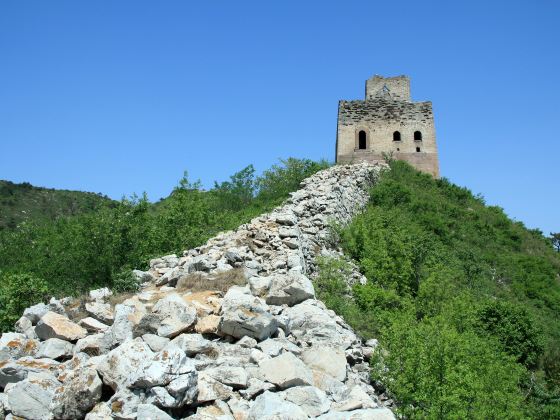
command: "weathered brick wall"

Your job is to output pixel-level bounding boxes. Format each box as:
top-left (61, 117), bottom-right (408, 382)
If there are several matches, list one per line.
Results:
top-left (365, 75), bottom-right (410, 101)
top-left (336, 75), bottom-right (440, 178)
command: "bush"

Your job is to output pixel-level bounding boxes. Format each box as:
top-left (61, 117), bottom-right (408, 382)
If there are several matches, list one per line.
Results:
top-left (0, 272), bottom-right (50, 331)
top-left (476, 300), bottom-right (544, 368)
top-left (373, 315), bottom-right (525, 418)
top-left (111, 269), bottom-right (141, 293)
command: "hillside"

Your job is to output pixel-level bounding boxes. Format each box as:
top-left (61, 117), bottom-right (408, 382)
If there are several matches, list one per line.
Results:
top-left (0, 158), bottom-right (330, 326)
top-left (0, 159), bottom-right (558, 418)
top-left (0, 180), bottom-right (114, 230)
top-left (315, 160), bottom-right (560, 418)
top-left (0, 162), bottom-right (390, 419)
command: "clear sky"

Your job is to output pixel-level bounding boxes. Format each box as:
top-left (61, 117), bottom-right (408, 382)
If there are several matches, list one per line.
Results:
top-left (0, 1), bottom-right (558, 234)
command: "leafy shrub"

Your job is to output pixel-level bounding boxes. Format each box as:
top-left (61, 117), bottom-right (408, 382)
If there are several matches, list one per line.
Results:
top-left (111, 269), bottom-right (141, 293)
top-left (256, 158), bottom-right (330, 204)
top-left (476, 300), bottom-right (544, 368)
top-left (373, 315), bottom-right (524, 418)
top-left (0, 272), bottom-right (50, 330)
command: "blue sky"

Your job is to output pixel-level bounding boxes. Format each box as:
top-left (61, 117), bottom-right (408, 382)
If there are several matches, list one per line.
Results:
top-left (0, 1), bottom-right (558, 234)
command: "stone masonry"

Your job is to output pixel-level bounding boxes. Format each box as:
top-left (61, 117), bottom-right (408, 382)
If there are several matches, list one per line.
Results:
top-left (0, 163), bottom-right (395, 419)
top-left (336, 74), bottom-right (440, 177)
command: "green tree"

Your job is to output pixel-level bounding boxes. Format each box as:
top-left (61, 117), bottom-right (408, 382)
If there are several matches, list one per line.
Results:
top-left (551, 232), bottom-right (560, 252)
top-left (373, 315), bottom-right (525, 419)
top-left (475, 300), bottom-right (544, 368)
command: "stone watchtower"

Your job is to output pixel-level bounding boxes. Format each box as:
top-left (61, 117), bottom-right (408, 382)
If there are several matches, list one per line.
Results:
top-left (336, 75), bottom-right (440, 177)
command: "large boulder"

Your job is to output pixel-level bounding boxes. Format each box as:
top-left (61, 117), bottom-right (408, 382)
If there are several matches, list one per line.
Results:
top-left (331, 385), bottom-right (377, 412)
top-left (257, 337), bottom-right (301, 357)
top-left (36, 338), bottom-right (74, 360)
top-left (247, 391), bottom-right (307, 420)
top-left (196, 372), bottom-right (234, 403)
top-left (85, 301), bottom-right (115, 324)
top-left (0, 357), bottom-right (59, 388)
top-left (35, 312), bottom-right (87, 342)
top-left (151, 294), bottom-right (197, 338)
top-left (74, 333), bottom-right (111, 356)
top-left (104, 304), bottom-right (142, 347)
top-left (51, 368), bottom-right (102, 418)
top-left (258, 352), bottom-right (313, 389)
top-left (79, 317), bottom-right (110, 334)
top-left (302, 346), bottom-right (347, 382)
top-left (145, 386), bottom-right (175, 408)
top-left (6, 373), bottom-right (60, 419)
top-left (279, 386), bottom-right (331, 417)
top-left (22, 303), bottom-right (50, 325)
top-left (203, 365), bottom-right (248, 389)
top-left (142, 334), bottom-right (170, 352)
top-left (169, 333), bottom-right (213, 357)
top-left (0, 333), bottom-right (38, 361)
top-left (265, 272), bottom-right (315, 306)
top-left (84, 402), bottom-right (112, 419)
top-left (97, 338), bottom-right (154, 390)
top-left (129, 346), bottom-right (197, 389)
top-left (107, 388), bottom-right (143, 419)
top-left (282, 300), bottom-right (355, 348)
top-left (195, 314), bottom-right (221, 335)
top-left (167, 372), bottom-right (198, 406)
top-left (14, 316), bottom-right (34, 336)
top-left (218, 286), bottom-right (278, 341)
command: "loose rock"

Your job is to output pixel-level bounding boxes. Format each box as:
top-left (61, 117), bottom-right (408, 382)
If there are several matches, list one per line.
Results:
top-left (35, 312), bottom-right (87, 342)
top-left (258, 352), bottom-right (313, 389)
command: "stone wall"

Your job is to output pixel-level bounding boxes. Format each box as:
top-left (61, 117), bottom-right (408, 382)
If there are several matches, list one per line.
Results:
top-left (337, 75), bottom-right (440, 178)
top-left (0, 163), bottom-right (395, 419)
top-left (365, 75), bottom-right (410, 101)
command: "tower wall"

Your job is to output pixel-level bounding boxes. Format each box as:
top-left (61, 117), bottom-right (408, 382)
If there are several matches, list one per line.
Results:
top-left (336, 75), bottom-right (440, 177)
top-left (366, 75), bottom-right (411, 101)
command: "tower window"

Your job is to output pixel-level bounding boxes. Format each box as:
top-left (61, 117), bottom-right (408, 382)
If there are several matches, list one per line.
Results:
top-left (414, 131), bottom-right (422, 141)
top-left (358, 130), bottom-right (367, 150)
top-left (393, 131), bottom-right (401, 141)
top-left (416, 147), bottom-right (421, 152)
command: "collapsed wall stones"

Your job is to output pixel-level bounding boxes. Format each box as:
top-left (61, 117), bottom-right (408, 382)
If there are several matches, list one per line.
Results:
top-left (0, 162), bottom-right (395, 419)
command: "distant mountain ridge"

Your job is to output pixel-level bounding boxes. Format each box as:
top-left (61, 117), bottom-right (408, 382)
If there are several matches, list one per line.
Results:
top-left (0, 180), bottom-right (115, 230)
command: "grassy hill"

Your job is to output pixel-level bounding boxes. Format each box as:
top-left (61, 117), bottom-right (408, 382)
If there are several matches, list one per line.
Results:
top-left (0, 158), bottom-right (329, 327)
top-left (315, 160), bottom-right (560, 418)
top-left (1, 159), bottom-right (558, 417)
top-left (0, 180), bottom-right (115, 231)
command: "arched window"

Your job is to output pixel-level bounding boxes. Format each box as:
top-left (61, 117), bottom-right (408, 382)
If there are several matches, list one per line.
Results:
top-left (416, 147), bottom-right (421, 152)
top-left (414, 131), bottom-right (422, 141)
top-left (358, 131), bottom-right (367, 150)
top-left (393, 131), bottom-right (401, 141)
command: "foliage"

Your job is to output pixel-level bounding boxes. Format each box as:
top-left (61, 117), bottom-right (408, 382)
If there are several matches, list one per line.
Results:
top-left (256, 158), bottom-right (330, 205)
top-left (551, 232), bottom-right (560, 252)
top-left (111, 269), bottom-right (141, 293)
top-left (0, 179), bottom-right (113, 231)
top-left (0, 272), bottom-right (50, 330)
top-left (316, 160), bottom-right (560, 418)
top-left (475, 300), bottom-right (544, 368)
top-left (373, 314), bottom-right (524, 419)
top-left (0, 158), bottom-right (330, 331)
